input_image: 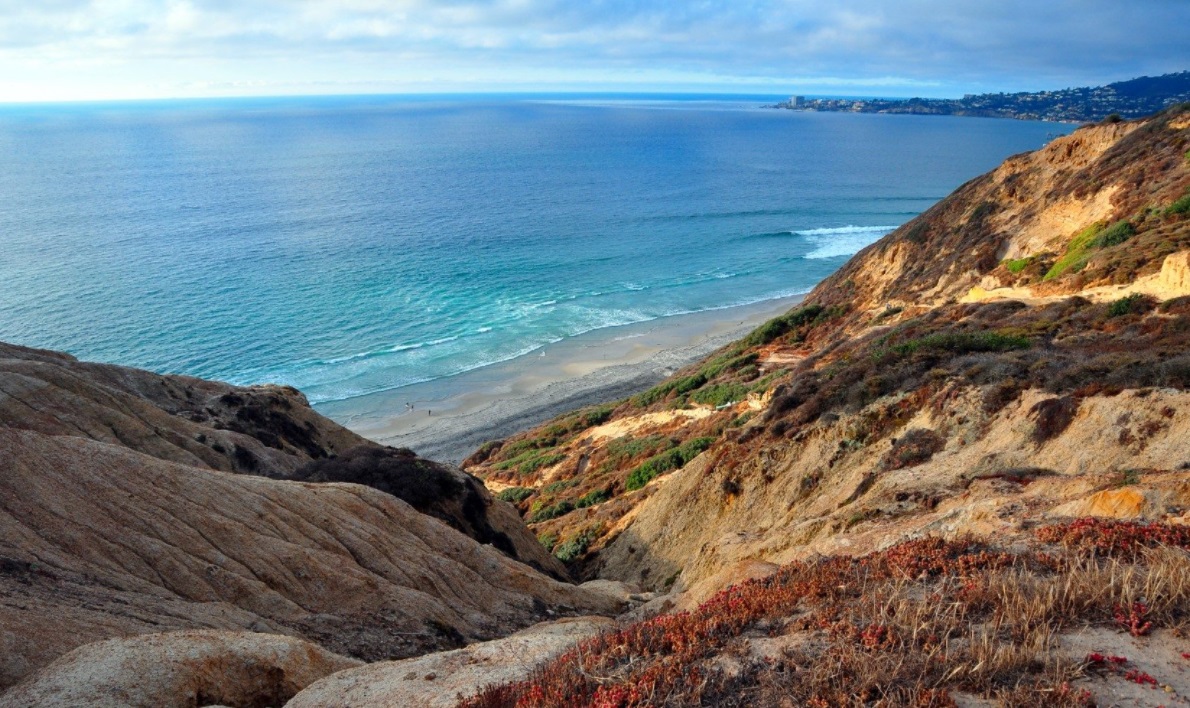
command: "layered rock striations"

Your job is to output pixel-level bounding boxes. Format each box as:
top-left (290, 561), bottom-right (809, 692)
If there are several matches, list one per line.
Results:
top-left (0, 343), bottom-right (617, 693)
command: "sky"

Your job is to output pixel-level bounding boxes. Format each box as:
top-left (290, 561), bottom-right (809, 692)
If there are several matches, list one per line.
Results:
top-left (1, 0), bottom-right (1187, 103)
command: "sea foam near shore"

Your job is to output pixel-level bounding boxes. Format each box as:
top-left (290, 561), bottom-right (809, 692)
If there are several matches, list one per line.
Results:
top-left (317, 294), bottom-right (806, 464)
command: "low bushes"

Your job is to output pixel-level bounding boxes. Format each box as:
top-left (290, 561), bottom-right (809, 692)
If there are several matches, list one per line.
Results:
top-left (880, 428), bottom-right (944, 470)
top-left (463, 527), bottom-right (1190, 707)
top-left (1044, 219), bottom-right (1136, 280)
top-left (1107, 293), bottom-right (1152, 317)
top-left (575, 488), bottom-right (610, 508)
top-left (496, 487), bottom-right (533, 504)
top-left (624, 437), bottom-right (716, 491)
top-left (527, 500), bottom-right (574, 524)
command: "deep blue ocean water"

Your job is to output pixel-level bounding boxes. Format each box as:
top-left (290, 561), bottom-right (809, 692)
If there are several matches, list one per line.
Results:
top-left (0, 95), bottom-right (1070, 407)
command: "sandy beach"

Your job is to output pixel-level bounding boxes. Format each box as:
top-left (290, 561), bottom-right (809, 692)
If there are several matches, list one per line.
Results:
top-left (316, 295), bottom-right (805, 464)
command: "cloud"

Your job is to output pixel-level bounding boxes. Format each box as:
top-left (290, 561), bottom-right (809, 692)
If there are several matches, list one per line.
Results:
top-left (0, 0), bottom-right (1186, 101)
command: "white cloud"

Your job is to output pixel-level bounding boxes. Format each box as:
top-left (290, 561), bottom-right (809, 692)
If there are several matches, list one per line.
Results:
top-left (0, 0), bottom-right (1185, 101)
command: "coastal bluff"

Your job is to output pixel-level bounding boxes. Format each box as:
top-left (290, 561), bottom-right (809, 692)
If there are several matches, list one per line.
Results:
top-left (0, 341), bottom-right (632, 699)
top-left (2, 104), bottom-right (1190, 706)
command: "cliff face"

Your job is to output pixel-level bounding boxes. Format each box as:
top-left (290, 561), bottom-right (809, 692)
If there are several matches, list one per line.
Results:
top-left (451, 105), bottom-right (1190, 708)
top-left (463, 105), bottom-right (1190, 596)
top-left (0, 343), bottom-right (620, 692)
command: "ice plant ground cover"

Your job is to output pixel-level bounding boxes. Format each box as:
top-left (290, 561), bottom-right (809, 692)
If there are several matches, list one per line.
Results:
top-left (463, 519), bottom-right (1190, 707)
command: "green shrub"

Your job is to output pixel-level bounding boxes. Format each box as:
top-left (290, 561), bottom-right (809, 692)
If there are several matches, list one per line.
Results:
top-left (496, 437), bottom-right (556, 461)
top-left (537, 532), bottom-right (557, 552)
top-left (1043, 220), bottom-right (1135, 281)
top-left (1092, 219), bottom-right (1135, 248)
top-left (496, 487), bottom-right (534, 504)
top-left (606, 434), bottom-right (672, 460)
top-left (1044, 222), bottom-right (1104, 280)
top-left (575, 488), bottom-right (610, 508)
top-left (542, 479), bottom-right (576, 494)
top-left (624, 437), bottom-right (716, 491)
top-left (1166, 190), bottom-right (1190, 216)
top-left (554, 527), bottom-right (599, 563)
top-left (883, 331), bottom-right (1030, 359)
top-left (633, 374), bottom-right (706, 407)
top-left (1003, 257), bottom-right (1034, 274)
top-left (741, 304), bottom-right (827, 347)
top-left (497, 448), bottom-right (566, 475)
top-left (521, 452), bottom-right (566, 475)
top-left (527, 500), bottom-right (574, 524)
top-left (699, 352), bottom-right (758, 380)
top-left (1107, 293), bottom-right (1149, 318)
top-left (690, 382), bottom-right (751, 407)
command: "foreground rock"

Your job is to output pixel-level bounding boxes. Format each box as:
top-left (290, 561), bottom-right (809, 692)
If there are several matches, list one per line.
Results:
top-left (286, 616), bottom-right (616, 708)
top-left (0, 630), bottom-right (359, 708)
top-left (0, 411), bottom-right (618, 689)
top-left (0, 341), bottom-right (564, 577)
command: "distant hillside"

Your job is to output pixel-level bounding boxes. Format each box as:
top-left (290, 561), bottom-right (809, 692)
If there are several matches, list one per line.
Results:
top-left (777, 71), bottom-right (1190, 122)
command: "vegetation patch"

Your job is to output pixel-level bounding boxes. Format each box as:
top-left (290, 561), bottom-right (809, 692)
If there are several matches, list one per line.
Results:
top-left (624, 437), bottom-right (716, 491)
top-left (1003, 256), bottom-right (1034, 274)
top-left (690, 382), bottom-right (750, 407)
top-left (496, 487), bottom-right (534, 504)
top-left (527, 500), bottom-right (575, 524)
top-left (1107, 293), bottom-right (1152, 317)
top-left (880, 330), bottom-right (1031, 359)
top-left (881, 428), bottom-right (944, 470)
top-left (575, 488), bottom-right (610, 508)
top-left (1093, 219), bottom-right (1136, 248)
top-left (553, 526), bottom-right (600, 563)
top-left (1166, 188), bottom-right (1190, 216)
top-left (1044, 222), bottom-right (1105, 280)
top-left (741, 303), bottom-right (845, 348)
top-left (463, 526), bottom-right (1190, 707)
top-left (1044, 220), bottom-right (1136, 281)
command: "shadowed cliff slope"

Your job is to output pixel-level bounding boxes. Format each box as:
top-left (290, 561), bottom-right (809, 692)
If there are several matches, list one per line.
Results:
top-left (0, 343), bottom-right (620, 691)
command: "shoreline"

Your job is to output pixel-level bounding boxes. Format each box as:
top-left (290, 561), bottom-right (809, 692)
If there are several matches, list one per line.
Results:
top-left (316, 294), bottom-right (805, 465)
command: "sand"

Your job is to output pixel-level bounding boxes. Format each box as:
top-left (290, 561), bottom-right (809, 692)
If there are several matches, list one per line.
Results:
top-left (317, 295), bottom-right (804, 465)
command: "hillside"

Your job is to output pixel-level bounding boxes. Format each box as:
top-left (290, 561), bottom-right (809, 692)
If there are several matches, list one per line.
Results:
top-left (464, 104), bottom-right (1190, 581)
top-left (0, 342), bottom-right (636, 699)
top-left (451, 105), bottom-right (1190, 704)
top-left (777, 71), bottom-right (1190, 122)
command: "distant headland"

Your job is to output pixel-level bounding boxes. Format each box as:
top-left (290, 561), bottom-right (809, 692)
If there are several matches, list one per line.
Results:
top-left (774, 70), bottom-right (1190, 122)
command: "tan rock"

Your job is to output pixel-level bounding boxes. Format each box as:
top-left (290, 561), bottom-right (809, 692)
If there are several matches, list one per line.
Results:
top-left (0, 427), bottom-right (623, 690)
top-left (595, 387), bottom-right (1190, 596)
top-left (286, 617), bottom-right (615, 708)
top-left (1050, 487), bottom-right (1149, 519)
top-left (0, 630), bottom-right (360, 708)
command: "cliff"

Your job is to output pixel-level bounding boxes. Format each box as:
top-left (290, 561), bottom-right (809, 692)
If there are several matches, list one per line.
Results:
top-left (456, 106), bottom-right (1190, 704)
top-left (0, 342), bottom-right (632, 698)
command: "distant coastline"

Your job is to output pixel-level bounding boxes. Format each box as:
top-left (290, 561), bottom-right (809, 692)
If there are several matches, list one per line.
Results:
top-left (771, 70), bottom-right (1190, 123)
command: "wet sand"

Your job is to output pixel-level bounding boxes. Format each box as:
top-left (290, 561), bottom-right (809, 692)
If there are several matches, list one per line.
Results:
top-left (317, 295), bottom-right (805, 465)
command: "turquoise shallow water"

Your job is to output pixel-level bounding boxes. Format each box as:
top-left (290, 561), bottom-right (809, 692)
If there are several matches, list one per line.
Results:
top-left (0, 95), bottom-right (1070, 408)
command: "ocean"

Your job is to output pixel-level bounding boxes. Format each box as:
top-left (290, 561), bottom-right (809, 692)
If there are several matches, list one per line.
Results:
top-left (0, 94), bottom-right (1070, 412)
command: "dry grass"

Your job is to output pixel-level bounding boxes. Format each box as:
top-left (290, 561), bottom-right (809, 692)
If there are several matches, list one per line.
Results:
top-left (462, 522), bottom-right (1190, 707)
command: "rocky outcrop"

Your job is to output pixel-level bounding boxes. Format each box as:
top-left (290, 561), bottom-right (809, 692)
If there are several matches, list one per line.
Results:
top-left (0, 631), bottom-right (359, 708)
top-left (286, 617), bottom-right (615, 708)
top-left (0, 340), bottom-right (564, 577)
top-left (595, 387), bottom-right (1190, 598)
top-left (0, 425), bottom-right (624, 688)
